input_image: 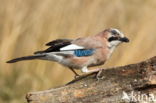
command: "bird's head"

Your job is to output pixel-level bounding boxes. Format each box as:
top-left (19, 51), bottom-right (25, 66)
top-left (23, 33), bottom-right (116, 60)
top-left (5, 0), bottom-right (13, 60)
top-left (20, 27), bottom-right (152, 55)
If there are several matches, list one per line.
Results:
top-left (104, 28), bottom-right (129, 48)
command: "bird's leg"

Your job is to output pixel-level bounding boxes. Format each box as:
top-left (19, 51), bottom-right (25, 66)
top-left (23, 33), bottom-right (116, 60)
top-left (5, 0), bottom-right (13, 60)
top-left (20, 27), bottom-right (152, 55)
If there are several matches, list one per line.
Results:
top-left (69, 68), bottom-right (80, 79)
top-left (81, 67), bottom-right (104, 80)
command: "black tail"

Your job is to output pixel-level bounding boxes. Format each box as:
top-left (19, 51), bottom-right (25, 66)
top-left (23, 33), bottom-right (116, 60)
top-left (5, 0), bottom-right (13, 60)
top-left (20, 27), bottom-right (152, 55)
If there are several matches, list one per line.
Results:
top-left (6, 55), bottom-right (45, 63)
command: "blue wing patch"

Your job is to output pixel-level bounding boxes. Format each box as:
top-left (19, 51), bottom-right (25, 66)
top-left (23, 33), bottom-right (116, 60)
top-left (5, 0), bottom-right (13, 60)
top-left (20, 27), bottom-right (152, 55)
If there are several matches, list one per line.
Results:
top-left (74, 49), bottom-right (95, 57)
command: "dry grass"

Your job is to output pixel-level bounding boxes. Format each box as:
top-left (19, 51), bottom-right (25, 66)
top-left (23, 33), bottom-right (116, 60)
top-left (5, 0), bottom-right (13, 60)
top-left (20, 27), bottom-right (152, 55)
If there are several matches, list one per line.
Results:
top-left (0, 0), bottom-right (156, 102)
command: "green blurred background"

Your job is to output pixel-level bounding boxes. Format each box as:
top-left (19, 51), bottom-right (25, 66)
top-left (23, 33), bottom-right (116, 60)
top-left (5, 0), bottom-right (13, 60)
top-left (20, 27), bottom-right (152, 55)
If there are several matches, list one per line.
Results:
top-left (0, 0), bottom-right (156, 103)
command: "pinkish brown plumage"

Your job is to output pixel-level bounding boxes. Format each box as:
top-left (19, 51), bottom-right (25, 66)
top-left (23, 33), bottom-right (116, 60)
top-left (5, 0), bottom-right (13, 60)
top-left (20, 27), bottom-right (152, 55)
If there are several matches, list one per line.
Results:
top-left (7, 28), bottom-right (129, 78)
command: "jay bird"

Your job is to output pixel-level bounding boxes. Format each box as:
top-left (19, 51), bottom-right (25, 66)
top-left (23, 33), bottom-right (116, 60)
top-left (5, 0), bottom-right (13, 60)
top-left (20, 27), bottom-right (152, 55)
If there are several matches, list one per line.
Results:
top-left (7, 28), bottom-right (129, 78)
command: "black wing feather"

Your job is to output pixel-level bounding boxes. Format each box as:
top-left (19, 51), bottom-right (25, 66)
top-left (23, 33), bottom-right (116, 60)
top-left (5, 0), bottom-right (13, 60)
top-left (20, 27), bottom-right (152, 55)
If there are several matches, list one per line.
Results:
top-left (46, 39), bottom-right (72, 46)
top-left (34, 39), bottom-right (72, 54)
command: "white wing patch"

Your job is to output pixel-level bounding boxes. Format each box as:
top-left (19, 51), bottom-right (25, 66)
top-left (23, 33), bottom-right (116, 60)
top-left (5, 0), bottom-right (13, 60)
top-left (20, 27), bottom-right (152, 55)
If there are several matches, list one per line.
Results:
top-left (60, 44), bottom-right (84, 51)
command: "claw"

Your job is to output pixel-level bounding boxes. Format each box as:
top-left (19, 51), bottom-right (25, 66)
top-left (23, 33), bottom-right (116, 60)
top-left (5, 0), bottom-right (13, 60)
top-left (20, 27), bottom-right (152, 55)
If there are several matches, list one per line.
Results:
top-left (96, 69), bottom-right (104, 81)
top-left (74, 74), bottom-right (80, 79)
top-left (69, 68), bottom-right (80, 79)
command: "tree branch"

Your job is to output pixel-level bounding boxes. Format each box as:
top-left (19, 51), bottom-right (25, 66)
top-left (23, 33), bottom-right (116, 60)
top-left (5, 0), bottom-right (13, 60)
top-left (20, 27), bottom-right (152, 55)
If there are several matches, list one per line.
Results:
top-left (26, 56), bottom-right (156, 103)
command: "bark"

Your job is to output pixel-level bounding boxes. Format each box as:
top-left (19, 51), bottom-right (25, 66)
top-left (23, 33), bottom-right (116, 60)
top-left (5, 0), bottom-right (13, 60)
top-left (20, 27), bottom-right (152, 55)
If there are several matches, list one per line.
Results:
top-left (26, 56), bottom-right (156, 103)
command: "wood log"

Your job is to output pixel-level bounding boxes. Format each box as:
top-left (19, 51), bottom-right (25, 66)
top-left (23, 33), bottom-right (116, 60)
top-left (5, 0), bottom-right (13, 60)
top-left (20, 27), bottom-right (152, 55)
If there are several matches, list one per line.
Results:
top-left (26, 56), bottom-right (156, 103)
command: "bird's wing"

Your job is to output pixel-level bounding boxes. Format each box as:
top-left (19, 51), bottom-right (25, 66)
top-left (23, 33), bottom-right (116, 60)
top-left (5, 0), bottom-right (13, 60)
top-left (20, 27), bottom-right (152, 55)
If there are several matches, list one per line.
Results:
top-left (58, 37), bottom-right (96, 57)
top-left (45, 39), bottom-right (72, 46)
top-left (34, 39), bottom-right (73, 54)
top-left (34, 38), bottom-right (96, 57)
top-left (60, 44), bottom-right (84, 51)
top-left (58, 44), bottom-right (95, 57)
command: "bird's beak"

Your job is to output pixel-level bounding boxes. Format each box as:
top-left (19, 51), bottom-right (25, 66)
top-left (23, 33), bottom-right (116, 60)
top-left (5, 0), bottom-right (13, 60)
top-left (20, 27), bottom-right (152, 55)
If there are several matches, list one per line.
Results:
top-left (119, 37), bottom-right (129, 43)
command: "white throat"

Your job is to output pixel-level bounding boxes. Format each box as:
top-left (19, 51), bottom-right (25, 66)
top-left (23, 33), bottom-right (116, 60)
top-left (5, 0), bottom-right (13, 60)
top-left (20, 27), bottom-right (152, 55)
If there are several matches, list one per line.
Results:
top-left (108, 40), bottom-right (121, 48)
top-left (107, 41), bottom-right (121, 58)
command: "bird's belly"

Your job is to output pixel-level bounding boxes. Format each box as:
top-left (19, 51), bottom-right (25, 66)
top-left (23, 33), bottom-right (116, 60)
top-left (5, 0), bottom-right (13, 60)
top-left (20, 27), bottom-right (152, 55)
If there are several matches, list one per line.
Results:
top-left (59, 58), bottom-right (82, 69)
top-left (60, 56), bottom-right (93, 69)
top-left (59, 56), bottom-right (105, 69)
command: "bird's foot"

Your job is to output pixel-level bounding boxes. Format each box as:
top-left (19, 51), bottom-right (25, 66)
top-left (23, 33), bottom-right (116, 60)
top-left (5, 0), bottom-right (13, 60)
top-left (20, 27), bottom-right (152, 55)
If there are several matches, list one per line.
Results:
top-left (69, 68), bottom-right (80, 79)
top-left (96, 69), bottom-right (104, 81)
top-left (81, 67), bottom-right (104, 80)
top-left (74, 74), bottom-right (80, 79)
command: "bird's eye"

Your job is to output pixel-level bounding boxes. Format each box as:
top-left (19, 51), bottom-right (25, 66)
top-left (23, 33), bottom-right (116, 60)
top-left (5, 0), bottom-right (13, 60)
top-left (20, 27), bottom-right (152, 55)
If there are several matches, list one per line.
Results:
top-left (111, 30), bottom-right (118, 35)
top-left (108, 37), bottom-right (119, 42)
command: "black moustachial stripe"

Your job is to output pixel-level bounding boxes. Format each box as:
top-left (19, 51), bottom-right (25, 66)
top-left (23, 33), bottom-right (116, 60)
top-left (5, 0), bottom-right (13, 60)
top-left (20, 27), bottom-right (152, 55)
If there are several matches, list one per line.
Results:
top-left (108, 37), bottom-right (119, 42)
